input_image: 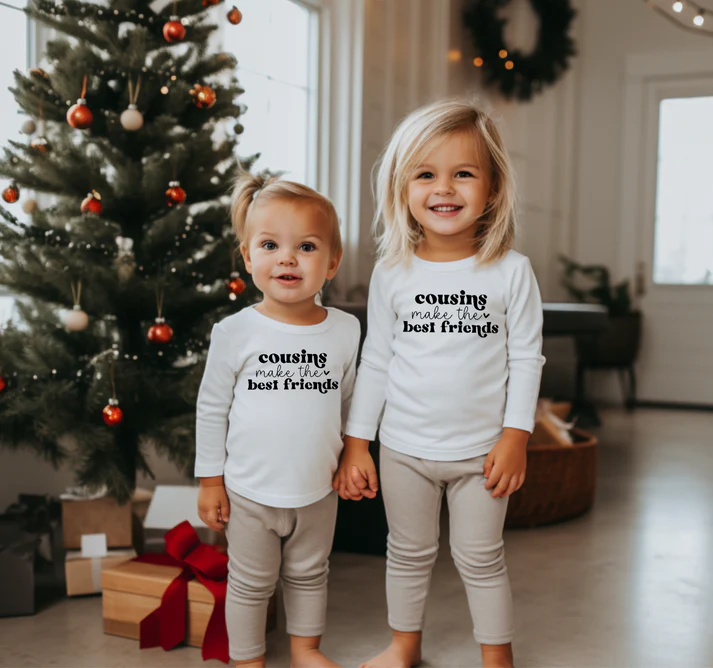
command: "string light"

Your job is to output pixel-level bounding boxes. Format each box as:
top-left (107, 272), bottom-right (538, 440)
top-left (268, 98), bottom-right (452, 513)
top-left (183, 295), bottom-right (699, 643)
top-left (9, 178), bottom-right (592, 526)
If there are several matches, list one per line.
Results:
top-left (645, 0), bottom-right (712, 34)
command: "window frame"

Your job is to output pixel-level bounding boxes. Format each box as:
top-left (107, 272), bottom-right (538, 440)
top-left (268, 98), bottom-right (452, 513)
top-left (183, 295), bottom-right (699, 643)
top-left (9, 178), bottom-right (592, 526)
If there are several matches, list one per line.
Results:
top-left (219, 0), bottom-right (364, 292)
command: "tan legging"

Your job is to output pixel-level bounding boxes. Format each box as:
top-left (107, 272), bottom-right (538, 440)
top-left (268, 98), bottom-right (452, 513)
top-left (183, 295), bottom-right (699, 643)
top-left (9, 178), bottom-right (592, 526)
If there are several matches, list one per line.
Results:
top-left (380, 446), bottom-right (514, 645)
top-left (224, 488), bottom-right (338, 661)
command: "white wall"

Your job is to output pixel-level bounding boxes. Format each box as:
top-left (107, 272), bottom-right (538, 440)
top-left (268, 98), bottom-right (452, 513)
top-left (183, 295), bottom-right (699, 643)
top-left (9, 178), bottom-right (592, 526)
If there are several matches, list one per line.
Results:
top-left (427, 0), bottom-right (713, 403)
top-left (354, 0), bottom-right (451, 287)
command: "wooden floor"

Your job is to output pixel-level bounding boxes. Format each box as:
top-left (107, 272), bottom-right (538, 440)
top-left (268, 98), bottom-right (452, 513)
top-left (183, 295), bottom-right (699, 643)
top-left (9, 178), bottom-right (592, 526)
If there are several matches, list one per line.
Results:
top-left (1, 407), bottom-right (712, 667)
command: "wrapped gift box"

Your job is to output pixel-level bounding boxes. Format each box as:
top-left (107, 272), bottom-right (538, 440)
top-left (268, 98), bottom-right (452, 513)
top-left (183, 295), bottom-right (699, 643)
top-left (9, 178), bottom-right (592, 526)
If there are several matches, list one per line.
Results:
top-left (65, 549), bottom-right (136, 596)
top-left (102, 559), bottom-right (276, 648)
top-left (62, 496), bottom-right (133, 549)
top-left (142, 486), bottom-right (226, 553)
top-left (61, 488), bottom-right (153, 550)
top-left (0, 521), bottom-right (38, 617)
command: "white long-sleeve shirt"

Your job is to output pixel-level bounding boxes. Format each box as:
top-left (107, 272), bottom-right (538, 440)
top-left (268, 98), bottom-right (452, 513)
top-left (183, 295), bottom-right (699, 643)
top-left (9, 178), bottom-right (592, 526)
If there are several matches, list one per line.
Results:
top-left (345, 250), bottom-right (545, 461)
top-left (195, 306), bottom-right (361, 508)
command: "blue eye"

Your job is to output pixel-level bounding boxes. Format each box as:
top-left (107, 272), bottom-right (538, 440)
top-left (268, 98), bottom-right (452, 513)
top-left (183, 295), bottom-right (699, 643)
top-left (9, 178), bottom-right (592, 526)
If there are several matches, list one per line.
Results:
top-left (262, 241), bottom-right (277, 250)
top-left (416, 171), bottom-right (434, 179)
top-left (299, 242), bottom-right (316, 252)
top-left (456, 170), bottom-right (474, 178)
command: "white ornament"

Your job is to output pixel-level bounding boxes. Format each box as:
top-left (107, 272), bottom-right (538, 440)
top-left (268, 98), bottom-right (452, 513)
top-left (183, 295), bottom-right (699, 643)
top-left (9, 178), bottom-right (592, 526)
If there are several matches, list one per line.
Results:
top-left (120, 104), bottom-right (144, 131)
top-left (64, 305), bottom-right (89, 331)
top-left (115, 236), bottom-right (136, 282)
top-left (22, 199), bottom-right (38, 214)
top-left (21, 119), bottom-right (37, 135)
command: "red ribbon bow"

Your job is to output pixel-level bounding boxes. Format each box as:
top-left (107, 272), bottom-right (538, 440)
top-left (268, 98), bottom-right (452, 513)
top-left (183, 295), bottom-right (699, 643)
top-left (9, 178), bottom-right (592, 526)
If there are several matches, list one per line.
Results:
top-left (133, 521), bottom-right (229, 663)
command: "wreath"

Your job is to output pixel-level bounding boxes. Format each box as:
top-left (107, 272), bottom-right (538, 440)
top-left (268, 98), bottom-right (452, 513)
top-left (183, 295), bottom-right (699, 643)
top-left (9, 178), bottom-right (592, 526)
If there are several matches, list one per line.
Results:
top-left (463, 0), bottom-right (577, 102)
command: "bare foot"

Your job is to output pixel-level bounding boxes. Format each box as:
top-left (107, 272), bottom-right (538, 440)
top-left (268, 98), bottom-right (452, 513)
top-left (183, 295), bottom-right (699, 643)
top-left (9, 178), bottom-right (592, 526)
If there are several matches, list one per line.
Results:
top-left (290, 647), bottom-right (341, 668)
top-left (359, 631), bottom-right (422, 668)
top-left (235, 656), bottom-right (266, 668)
top-left (481, 643), bottom-right (514, 668)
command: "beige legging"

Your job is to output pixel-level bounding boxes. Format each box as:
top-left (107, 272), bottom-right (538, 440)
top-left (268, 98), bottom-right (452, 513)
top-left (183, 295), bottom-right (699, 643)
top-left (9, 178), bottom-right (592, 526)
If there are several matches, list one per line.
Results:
top-left (224, 488), bottom-right (338, 661)
top-left (380, 446), bottom-right (514, 645)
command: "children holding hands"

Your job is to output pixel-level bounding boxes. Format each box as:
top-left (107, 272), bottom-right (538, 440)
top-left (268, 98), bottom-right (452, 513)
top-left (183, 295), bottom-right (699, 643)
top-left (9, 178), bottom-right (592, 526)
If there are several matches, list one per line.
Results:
top-left (197, 96), bottom-right (544, 668)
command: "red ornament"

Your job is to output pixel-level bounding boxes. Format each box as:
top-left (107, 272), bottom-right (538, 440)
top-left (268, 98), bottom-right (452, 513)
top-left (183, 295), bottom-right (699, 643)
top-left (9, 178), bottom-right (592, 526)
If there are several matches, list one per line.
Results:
top-left (165, 181), bottom-right (187, 207)
top-left (148, 317), bottom-right (174, 344)
top-left (0, 376), bottom-right (6, 393)
top-left (30, 136), bottom-right (50, 154)
top-left (2, 184), bottom-right (20, 204)
top-left (67, 100), bottom-right (93, 129)
top-left (103, 398), bottom-right (124, 426)
top-left (190, 83), bottom-right (217, 109)
top-left (202, 0), bottom-right (220, 5)
top-left (227, 272), bottom-right (246, 299)
top-left (227, 6), bottom-right (243, 24)
top-left (163, 17), bottom-right (186, 42)
top-left (81, 190), bottom-right (103, 215)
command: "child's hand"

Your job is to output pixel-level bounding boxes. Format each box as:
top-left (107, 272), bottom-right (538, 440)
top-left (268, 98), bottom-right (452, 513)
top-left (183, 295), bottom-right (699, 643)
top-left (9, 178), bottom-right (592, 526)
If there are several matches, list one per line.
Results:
top-left (197, 476), bottom-right (230, 531)
top-left (332, 436), bottom-right (379, 501)
top-left (483, 428), bottom-right (529, 499)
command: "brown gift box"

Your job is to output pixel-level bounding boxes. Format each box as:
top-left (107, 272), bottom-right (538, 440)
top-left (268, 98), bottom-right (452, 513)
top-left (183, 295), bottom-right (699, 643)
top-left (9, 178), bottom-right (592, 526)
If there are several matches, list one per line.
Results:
top-left (101, 560), bottom-right (277, 648)
top-left (65, 549), bottom-right (136, 596)
top-left (62, 488), bottom-right (153, 550)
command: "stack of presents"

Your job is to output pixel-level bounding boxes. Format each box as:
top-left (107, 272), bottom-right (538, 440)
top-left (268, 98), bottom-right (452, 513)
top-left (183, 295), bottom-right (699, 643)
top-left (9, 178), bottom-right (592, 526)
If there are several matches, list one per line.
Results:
top-left (0, 401), bottom-right (595, 662)
top-left (0, 485), bottom-right (275, 664)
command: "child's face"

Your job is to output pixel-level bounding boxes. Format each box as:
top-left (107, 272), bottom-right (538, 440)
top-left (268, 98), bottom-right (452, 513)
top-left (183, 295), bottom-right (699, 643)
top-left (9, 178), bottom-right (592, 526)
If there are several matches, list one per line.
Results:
top-left (240, 199), bottom-right (340, 309)
top-left (408, 130), bottom-right (492, 248)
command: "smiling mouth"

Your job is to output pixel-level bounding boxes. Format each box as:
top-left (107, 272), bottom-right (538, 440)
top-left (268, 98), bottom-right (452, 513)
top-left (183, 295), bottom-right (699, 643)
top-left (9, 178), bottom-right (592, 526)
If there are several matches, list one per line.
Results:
top-left (429, 205), bottom-right (463, 214)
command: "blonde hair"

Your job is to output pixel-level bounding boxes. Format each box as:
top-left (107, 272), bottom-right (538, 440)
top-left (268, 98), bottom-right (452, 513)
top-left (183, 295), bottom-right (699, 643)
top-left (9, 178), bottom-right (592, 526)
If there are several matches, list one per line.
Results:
top-left (373, 98), bottom-right (517, 266)
top-left (230, 171), bottom-right (342, 258)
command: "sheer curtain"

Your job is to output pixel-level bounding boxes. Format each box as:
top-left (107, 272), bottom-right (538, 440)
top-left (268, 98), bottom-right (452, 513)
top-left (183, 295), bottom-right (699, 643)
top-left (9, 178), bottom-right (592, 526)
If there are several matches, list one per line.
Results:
top-left (221, 0), bottom-right (318, 186)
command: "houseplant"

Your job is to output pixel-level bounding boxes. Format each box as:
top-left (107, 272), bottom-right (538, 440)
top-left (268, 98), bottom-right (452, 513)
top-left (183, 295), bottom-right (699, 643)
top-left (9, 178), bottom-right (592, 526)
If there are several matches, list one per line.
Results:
top-left (559, 255), bottom-right (642, 407)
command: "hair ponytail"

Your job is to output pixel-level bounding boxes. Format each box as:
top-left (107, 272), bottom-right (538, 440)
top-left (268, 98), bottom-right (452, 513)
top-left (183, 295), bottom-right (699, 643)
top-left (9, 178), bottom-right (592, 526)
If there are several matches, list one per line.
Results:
top-left (230, 171), bottom-right (275, 242)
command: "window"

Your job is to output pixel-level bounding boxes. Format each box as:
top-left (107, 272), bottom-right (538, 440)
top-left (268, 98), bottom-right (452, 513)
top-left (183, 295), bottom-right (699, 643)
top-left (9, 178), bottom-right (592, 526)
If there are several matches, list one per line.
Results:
top-left (1, 0), bottom-right (30, 164)
top-left (653, 96), bottom-right (713, 285)
top-left (222, 0), bottom-right (318, 186)
top-left (0, 0), bottom-right (29, 323)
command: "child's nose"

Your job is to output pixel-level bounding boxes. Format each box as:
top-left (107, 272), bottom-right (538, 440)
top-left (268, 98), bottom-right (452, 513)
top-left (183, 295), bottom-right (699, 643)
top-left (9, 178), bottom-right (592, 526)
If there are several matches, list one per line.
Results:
top-left (278, 251), bottom-right (297, 266)
top-left (433, 178), bottom-right (455, 195)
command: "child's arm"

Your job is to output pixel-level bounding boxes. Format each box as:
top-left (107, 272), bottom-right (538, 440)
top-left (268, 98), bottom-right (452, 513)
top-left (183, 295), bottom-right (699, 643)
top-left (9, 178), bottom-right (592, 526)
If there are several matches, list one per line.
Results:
top-left (195, 322), bottom-right (237, 526)
top-left (198, 475), bottom-right (231, 531)
top-left (343, 265), bottom-right (395, 444)
top-left (486, 257), bottom-right (545, 499)
top-left (335, 267), bottom-right (395, 501)
top-left (502, 256), bottom-right (545, 436)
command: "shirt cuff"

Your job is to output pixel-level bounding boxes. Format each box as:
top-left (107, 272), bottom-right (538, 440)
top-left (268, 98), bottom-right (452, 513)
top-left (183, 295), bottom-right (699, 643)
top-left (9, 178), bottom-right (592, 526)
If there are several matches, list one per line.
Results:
top-left (194, 463), bottom-right (226, 478)
top-left (344, 421), bottom-right (378, 442)
top-left (502, 415), bottom-right (535, 434)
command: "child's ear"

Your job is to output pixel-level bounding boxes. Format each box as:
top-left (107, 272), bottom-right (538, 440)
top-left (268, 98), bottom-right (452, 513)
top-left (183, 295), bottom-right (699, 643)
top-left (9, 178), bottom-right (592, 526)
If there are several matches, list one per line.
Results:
top-left (325, 249), bottom-right (342, 281)
top-left (239, 241), bottom-right (252, 274)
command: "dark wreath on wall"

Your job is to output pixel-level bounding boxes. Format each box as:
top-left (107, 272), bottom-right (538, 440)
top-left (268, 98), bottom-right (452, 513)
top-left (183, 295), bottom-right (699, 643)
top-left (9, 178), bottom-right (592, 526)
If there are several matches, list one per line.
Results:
top-left (463, 0), bottom-right (577, 102)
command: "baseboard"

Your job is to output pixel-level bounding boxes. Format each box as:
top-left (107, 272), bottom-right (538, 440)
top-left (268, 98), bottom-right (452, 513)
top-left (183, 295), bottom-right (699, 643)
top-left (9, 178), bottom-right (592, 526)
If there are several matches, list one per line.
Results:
top-left (633, 401), bottom-right (713, 412)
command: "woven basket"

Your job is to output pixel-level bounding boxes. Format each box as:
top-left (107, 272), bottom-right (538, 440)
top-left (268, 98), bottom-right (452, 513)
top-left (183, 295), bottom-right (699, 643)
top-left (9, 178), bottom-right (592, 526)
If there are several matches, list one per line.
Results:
top-left (504, 427), bottom-right (598, 529)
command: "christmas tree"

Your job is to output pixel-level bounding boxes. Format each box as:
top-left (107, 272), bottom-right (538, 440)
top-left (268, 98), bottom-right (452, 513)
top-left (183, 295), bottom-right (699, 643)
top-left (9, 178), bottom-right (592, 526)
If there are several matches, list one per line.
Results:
top-left (0, 0), bottom-right (255, 502)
